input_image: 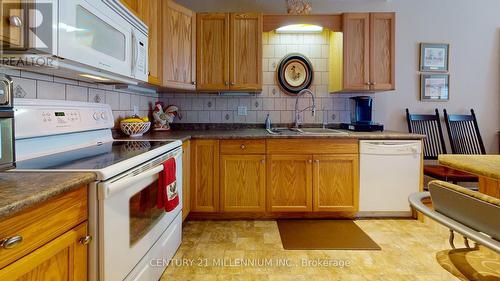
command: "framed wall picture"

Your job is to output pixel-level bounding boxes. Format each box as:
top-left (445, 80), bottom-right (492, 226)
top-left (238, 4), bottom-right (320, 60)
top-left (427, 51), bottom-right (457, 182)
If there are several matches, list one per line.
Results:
top-left (420, 43), bottom-right (449, 72)
top-left (420, 74), bottom-right (449, 101)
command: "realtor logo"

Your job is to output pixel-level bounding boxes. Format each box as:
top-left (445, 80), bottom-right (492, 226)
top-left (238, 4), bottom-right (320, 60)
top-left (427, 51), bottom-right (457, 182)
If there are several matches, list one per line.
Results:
top-left (1, 1), bottom-right (54, 67)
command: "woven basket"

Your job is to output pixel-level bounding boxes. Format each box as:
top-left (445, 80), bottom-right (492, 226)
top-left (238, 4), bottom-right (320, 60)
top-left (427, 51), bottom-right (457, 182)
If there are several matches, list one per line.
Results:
top-left (120, 122), bottom-right (151, 137)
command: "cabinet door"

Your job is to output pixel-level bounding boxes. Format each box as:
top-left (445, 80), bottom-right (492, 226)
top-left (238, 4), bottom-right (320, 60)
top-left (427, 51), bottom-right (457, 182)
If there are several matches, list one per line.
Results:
top-left (182, 141), bottom-right (191, 221)
top-left (120, 0), bottom-right (139, 15)
top-left (138, 0), bottom-right (162, 86)
top-left (0, 222), bottom-right (88, 281)
top-left (220, 155), bottom-right (266, 212)
top-left (0, 0), bottom-right (25, 49)
top-left (267, 155), bottom-right (313, 212)
top-left (369, 13), bottom-right (395, 91)
top-left (191, 140), bottom-right (220, 212)
top-left (196, 13), bottom-right (230, 91)
top-left (229, 13), bottom-right (262, 91)
top-left (343, 13), bottom-right (370, 91)
top-left (313, 155), bottom-right (359, 212)
top-left (163, 1), bottom-right (196, 90)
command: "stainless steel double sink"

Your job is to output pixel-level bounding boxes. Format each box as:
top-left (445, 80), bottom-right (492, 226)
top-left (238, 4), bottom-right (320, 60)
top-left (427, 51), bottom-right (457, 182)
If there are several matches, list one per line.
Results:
top-left (266, 127), bottom-right (349, 135)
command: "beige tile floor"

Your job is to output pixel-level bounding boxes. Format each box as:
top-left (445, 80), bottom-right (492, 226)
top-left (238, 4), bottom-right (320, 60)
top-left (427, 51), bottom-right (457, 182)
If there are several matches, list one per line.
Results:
top-left (160, 219), bottom-right (461, 281)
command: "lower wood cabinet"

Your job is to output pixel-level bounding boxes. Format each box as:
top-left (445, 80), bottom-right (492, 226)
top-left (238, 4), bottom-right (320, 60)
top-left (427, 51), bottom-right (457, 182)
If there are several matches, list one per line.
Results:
top-left (190, 140), bottom-right (220, 213)
top-left (267, 155), bottom-right (313, 212)
top-left (0, 222), bottom-right (88, 281)
top-left (313, 154), bottom-right (359, 212)
top-left (220, 155), bottom-right (266, 212)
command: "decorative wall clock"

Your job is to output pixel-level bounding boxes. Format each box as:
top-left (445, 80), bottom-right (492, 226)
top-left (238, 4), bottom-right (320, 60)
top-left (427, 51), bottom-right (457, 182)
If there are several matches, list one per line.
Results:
top-left (276, 53), bottom-right (314, 95)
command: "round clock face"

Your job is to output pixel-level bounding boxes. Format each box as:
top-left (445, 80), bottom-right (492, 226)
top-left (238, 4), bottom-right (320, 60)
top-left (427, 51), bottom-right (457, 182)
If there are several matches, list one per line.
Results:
top-left (276, 53), bottom-right (314, 95)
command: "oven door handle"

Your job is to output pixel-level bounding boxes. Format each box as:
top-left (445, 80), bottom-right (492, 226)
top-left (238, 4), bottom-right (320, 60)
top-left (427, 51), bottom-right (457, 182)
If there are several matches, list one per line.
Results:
top-left (103, 165), bottom-right (164, 198)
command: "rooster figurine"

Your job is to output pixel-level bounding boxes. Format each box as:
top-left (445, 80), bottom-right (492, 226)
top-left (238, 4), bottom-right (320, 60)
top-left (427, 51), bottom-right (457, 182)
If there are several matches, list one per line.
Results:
top-left (152, 102), bottom-right (170, 131)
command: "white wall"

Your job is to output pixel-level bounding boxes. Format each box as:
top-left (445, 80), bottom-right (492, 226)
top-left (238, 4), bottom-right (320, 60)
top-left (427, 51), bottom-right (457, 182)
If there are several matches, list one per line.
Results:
top-left (177, 0), bottom-right (500, 153)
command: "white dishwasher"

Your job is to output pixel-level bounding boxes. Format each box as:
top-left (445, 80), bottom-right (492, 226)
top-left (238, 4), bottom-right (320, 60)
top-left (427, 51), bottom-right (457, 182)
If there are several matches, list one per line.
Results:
top-left (359, 140), bottom-right (422, 217)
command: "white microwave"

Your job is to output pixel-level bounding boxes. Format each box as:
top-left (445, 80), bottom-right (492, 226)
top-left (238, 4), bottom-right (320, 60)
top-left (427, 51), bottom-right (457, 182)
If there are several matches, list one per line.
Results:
top-left (1, 0), bottom-right (148, 84)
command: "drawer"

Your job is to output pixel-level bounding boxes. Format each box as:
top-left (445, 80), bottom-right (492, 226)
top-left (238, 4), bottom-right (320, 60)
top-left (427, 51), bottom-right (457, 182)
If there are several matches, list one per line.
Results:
top-left (0, 186), bottom-right (88, 269)
top-left (220, 140), bottom-right (266, 154)
top-left (266, 139), bottom-right (359, 154)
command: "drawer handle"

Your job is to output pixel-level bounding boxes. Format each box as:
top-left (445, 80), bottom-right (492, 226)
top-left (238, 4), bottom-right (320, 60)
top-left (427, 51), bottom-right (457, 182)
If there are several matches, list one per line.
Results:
top-left (240, 144), bottom-right (246, 150)
top-left (261, 159), bottom-right (265, 164)
top-left (79, 236), bottom-right (92, 246)
top-left (1, 235), bottom-right (23, 249)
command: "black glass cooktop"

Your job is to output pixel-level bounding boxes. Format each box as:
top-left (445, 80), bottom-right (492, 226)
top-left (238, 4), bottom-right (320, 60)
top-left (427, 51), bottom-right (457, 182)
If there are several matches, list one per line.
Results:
top-left (16, 140), bottom-right (175, 170)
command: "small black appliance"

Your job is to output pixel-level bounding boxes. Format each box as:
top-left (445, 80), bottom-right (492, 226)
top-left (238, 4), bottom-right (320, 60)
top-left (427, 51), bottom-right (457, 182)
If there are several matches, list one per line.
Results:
top-left (340, 96), bottom-right (384, 132)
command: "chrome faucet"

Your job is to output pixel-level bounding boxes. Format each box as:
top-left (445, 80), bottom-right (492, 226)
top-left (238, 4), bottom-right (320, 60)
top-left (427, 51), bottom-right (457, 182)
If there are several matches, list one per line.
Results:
top-left (294, 89), bottom-right (316, 128)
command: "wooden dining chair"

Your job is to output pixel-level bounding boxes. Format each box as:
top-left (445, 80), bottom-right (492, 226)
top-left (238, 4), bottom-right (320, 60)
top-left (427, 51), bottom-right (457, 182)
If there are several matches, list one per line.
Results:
top-left (443, 109), bottom-right (486, 155)
top-left (406, 109), bottom-right (478, 184)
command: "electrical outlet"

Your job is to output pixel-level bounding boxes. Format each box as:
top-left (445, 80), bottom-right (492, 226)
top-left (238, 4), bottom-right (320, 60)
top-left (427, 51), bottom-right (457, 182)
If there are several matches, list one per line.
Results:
top-left (133, 106), bottom-right (139, 116)
top-left (237, 106), bottom-right (248, 116)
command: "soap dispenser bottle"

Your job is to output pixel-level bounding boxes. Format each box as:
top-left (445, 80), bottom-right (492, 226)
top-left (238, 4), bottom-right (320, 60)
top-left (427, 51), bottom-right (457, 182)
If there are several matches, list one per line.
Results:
top-left (265, 114), bottom-right (271, 130)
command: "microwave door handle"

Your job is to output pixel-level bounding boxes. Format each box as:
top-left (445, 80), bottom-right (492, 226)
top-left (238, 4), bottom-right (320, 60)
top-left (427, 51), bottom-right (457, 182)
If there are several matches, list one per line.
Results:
top-left (104, 165), bottom-right (163, 198)
top-left (131, 32), bottom-right (138, 75)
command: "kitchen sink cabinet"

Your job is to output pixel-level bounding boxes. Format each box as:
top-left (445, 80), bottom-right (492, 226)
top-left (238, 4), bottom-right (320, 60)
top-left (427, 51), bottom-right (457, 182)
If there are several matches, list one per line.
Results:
top-left (0, 0), bottom-right (25, 49)
top-left (190, 140), bottom-right (220, 213)
top-left (138, 0), bottom-right (163, 86)
top-left (163, 0), bottom-right (197, 90)
top-left (313, 154), bottom-right (359, 212)
top-left (0, 186), bottom-right (88, 280)
top-left (267, 155), bottom-right (313, 212)
top-left (329, 12), bottom-right (395, 92)
top-left (196, 13), bottom-right (262, 92)
top-left (220, 155), bottom-right (266, 212)
top-left (182, 141), bottom-right (191, 221)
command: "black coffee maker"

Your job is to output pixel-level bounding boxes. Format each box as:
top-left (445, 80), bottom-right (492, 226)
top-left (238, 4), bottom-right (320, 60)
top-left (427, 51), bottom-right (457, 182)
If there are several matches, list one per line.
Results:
top-left (340, 96), bottom-right (384, 132)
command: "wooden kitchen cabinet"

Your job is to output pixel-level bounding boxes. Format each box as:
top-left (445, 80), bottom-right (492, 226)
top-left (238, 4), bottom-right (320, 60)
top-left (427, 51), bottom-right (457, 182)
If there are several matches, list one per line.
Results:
top-left (220, 155), bottom-right (266, 212)
top-left (0, 222), bottom-right (88, 281)
top-left (330, 12), bottom-right (395, 92)
top-left (197, 13), bottom-right (262, 92)
top-left (267, 155), bottom-right (313, 212)
top-left (120, 0), bottom-right (139, 15)
top-left (0, 0), bottom-right (25, 49)
top-left (313, 155), bottom-right (359, 212)
top-left (163, 0), bottom-right (196, 90)
top-left (138, 0), bottom-right (163, 86)
top-left (190, 140), bottom-right (220, 212)
top-left (182, 141), bottom-right (191, 221)
top-left (229, 13), bottom-right (262, 91)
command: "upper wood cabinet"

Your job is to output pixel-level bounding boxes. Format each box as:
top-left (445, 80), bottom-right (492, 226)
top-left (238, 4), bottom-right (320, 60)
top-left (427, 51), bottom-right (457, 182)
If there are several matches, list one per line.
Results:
top-left (163, 1), bottom-right (196, 90)
top-left (330, 12), bottom-right (395, 92)
top-left (190, 140), bottom-right (220, 213)
top-left (313, 155), bottom-right (359, 212)
top-left (138, 0), bottom-right (163, 86)
top-left (230, 13), bottom-right (263, 91)
top-left (0, 0), bottom-right (25, 49)
top-left (120, 0), bottom-right (139, 15)
top-left (197, 13), bottom-right (262, 92)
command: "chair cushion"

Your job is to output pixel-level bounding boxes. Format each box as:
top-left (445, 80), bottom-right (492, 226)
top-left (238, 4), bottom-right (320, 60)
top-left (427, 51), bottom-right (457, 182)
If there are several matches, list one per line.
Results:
top-left (424, 165), bottom-right (479, 182)
top-left (436, 246), bottom-right (500, 281)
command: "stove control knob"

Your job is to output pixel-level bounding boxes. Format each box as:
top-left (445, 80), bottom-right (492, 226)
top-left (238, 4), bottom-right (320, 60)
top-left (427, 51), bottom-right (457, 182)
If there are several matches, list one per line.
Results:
top-left (93, 112), bottom-right (100, 121)
top-left (100, 112), bottom-right (108, 120)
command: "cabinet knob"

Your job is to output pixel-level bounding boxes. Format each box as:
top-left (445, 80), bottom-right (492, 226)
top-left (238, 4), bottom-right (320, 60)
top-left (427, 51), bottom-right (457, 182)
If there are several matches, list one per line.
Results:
top-left (261, 159), bottom-right (265, 164)
top-left (240, 144), bottom-right (246, 150)
top-left (225, 81), bottom-right (229, 86)
top-left (308, 160), bottom-right (313, 163)
top-left (1, 235), bottom-right (23, 249)
top-left (230, 82), bottom-right (235, 86)
top-left (191, 81), bottom-right (197, 85)
top-left (9, 16), bottom-right (22, 27)
top-left (365, 82), bottom-right (371, 86)
top-left (79, 236), bottom-right (92, 245)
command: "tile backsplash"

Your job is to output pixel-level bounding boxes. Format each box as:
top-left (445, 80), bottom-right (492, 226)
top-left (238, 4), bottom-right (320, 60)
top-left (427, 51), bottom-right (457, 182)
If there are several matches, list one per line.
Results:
top-left (160, 31), bottom-right (352, 124)
top-left (1, 68), bottom-right (159, 127)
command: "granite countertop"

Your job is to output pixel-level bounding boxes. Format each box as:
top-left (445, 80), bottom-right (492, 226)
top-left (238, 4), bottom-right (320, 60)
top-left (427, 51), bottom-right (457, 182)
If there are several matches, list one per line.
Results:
top-left (438, 155), bottom-right (500, 181)
top-left (115, 128), bottom-right (425, 141)
top-left (0, 172), bottom-right (96, 219)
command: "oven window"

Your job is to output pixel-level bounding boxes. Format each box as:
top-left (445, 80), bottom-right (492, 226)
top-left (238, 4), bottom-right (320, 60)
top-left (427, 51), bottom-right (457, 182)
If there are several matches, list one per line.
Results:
top-left (129, 179), bottom-right (165, 246)
top-left (75, 5), bottom-right (126, 61)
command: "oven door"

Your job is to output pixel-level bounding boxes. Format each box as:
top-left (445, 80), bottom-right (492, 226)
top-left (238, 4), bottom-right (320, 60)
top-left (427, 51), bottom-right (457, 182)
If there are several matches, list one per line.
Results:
top-left (97, 148), bottom-right (182, 281)
top-left (0, 111), bottom-right (15, 171)
top-left (58, 0), bottom-right (132, 78)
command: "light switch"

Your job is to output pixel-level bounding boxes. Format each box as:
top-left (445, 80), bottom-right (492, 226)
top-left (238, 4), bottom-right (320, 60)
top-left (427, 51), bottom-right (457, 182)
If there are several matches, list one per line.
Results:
top-left (237, 106), bottom-right (248, 116)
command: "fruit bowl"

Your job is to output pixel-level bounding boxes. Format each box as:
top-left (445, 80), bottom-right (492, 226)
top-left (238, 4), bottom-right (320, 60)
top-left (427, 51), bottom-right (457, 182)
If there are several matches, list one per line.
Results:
top-left (120, 122), bottom-right (151, 137)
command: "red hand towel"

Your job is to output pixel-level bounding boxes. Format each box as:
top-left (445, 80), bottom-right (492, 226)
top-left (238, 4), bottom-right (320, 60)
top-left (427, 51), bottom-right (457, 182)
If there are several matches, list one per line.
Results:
top-left (157, 158), bottom-right (179, 212)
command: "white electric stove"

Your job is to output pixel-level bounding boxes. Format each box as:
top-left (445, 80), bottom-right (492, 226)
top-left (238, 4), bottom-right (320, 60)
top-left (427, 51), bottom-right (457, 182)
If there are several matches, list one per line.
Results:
top-left (13, 99), bottom-right (183, 281)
